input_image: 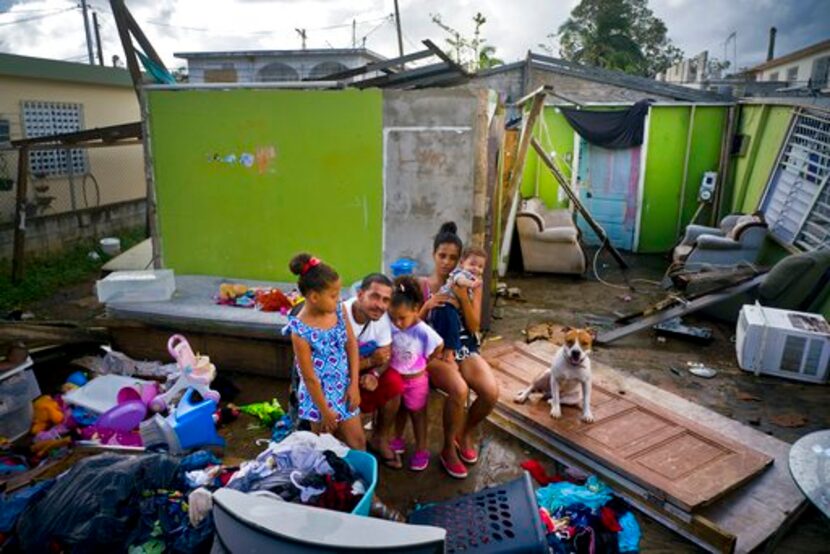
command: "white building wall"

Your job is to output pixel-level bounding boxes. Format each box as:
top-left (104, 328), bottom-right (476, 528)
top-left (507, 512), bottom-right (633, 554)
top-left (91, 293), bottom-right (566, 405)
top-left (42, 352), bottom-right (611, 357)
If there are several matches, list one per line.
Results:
top-left (758, 47), bottom-right (830, 85)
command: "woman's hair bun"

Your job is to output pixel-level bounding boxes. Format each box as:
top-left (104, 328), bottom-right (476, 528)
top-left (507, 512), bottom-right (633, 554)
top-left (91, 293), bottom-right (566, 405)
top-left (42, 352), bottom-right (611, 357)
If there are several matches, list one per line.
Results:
top-left (438, 221), bottom-right (457, 235)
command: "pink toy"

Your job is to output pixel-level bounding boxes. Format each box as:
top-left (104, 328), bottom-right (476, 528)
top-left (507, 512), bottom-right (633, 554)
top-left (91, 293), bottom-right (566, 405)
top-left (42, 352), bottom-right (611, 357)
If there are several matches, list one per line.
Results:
top-left (149, 335), bottom-right (220, 413)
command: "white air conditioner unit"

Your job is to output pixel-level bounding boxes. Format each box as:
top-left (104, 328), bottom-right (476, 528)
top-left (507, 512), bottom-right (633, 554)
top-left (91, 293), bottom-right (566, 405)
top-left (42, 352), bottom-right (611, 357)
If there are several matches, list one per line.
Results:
top-left (736, 303), bottom-right (830, 384)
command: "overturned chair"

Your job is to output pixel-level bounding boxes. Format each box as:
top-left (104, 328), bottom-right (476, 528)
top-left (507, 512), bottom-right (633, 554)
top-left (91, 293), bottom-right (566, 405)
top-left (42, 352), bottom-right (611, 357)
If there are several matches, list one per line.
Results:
top-left (673, 213), bottom-right (768, 270)
top-left (516, 198), bottom-right (585, 275)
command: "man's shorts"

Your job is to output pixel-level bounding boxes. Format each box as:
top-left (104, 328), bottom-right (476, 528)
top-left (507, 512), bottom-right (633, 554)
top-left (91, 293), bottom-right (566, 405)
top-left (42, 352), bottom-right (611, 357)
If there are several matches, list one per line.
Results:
top-left (359, 368), bottom-right (404, 413)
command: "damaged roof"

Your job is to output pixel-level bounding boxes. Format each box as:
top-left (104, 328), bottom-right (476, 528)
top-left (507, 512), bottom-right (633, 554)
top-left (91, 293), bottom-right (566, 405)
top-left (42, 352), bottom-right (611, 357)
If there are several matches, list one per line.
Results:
top-left (478, 52), bottom-right (731, 103)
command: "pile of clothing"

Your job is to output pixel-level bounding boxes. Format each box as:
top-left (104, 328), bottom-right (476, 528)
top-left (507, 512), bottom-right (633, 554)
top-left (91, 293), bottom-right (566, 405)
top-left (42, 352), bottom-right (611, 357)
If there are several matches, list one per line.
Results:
top-left (226, 431), bottom-right (366, 513)
top-left (536, 477), bottom-right (641, 553)
top-left (522, 460), bottom-right (641, 554)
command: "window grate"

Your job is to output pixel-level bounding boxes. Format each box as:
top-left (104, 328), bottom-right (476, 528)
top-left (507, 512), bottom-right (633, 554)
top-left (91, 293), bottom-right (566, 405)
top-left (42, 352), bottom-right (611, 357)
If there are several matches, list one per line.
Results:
top-left (761, 108), bottom-right (830, 250)
top-left (22, 101), bottom-right (87, 177)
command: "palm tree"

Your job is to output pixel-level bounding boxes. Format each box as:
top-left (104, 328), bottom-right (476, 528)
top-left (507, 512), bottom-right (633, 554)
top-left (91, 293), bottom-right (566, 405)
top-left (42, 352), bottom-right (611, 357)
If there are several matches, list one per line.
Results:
top-left (478, 45), bottom-right (504, 69)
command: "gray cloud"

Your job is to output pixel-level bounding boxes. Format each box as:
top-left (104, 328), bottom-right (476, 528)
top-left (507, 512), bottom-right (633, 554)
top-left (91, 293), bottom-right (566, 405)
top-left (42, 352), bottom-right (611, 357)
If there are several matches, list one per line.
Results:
top-left (1, 0), bottom-right (827, 72)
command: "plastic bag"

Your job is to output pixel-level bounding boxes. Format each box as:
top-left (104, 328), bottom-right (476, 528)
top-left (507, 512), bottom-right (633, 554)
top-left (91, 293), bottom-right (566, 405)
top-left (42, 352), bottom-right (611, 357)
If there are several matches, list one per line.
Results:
top-left (16, 453), bottom-right (179, 552)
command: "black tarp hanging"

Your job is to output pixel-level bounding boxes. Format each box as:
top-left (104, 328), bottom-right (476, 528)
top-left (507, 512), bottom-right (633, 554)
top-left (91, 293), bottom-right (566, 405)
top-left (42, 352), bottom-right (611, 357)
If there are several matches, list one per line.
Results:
top-left (560, 99), bottom-right (653, 149)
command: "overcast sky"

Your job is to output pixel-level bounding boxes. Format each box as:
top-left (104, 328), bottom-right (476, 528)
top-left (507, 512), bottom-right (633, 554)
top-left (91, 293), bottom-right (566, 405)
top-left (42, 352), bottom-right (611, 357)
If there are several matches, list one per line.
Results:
top-left (1, 0), bottom-right (828, 72)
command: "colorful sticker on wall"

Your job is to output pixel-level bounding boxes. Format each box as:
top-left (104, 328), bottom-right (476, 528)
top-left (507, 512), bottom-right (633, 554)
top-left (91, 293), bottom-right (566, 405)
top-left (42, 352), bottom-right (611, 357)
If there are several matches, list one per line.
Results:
top-left (208, 146), bottom-right (277, 175)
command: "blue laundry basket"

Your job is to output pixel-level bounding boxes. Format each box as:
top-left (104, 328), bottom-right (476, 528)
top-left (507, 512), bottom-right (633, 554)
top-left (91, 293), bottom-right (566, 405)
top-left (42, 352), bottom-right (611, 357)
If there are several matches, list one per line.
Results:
top-left (408, 472), bottom-right (547, 553)
top-left (346, 450), bottom-right (377, 516)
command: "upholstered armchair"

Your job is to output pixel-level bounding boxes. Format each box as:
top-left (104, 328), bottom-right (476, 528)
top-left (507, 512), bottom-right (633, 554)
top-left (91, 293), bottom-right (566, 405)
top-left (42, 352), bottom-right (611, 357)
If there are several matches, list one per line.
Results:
top-left (515, 198), bottom-right (586, 275)
top-left (673, 213), bottom-right (768, 269)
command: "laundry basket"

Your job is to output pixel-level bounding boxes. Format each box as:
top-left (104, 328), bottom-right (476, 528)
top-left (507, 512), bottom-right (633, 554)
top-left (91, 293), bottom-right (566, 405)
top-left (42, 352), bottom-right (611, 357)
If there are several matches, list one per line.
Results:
top-left (0, 358), bottom-right (41, 441)
top-left (408, 472), bottom-right (546, 553)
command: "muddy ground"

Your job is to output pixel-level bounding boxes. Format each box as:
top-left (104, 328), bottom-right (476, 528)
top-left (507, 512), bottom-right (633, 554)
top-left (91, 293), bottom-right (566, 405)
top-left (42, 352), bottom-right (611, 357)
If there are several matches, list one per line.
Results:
top-left (15, 256), bottom-right (830, 552)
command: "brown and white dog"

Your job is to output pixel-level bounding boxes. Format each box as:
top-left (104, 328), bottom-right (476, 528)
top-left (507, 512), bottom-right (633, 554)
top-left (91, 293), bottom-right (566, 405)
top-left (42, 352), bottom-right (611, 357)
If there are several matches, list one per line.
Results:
top-left (513, 327), bottom-right (596, 423)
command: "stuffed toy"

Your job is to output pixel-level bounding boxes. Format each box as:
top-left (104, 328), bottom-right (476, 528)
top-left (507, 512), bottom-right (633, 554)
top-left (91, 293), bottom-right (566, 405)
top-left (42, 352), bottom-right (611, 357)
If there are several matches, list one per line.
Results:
top-left (31, 395), bottom-right (64, 435)
top-left (255, 288), bottom-right (293, 313)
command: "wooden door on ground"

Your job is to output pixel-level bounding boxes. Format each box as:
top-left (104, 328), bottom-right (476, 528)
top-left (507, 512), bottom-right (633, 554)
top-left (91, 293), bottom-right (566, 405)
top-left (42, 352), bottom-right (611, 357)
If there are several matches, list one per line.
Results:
top-left (576, 138), bottom-right (641, 251)
top-left (484, 342), bottom-right (773, 512)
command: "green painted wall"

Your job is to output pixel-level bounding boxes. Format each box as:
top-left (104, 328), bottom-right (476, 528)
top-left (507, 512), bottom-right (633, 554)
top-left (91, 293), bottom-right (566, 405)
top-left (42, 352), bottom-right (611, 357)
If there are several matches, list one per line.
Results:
top-left (147, 88), bottom-right (383, 284)
top-left (522, 105), bottom-right (727, 252)
top-left (521, 108), bottom-right (575, 208)
top-left (638, 107), bottom-right (689, 252)
top-left (728, 105), bottom-right (792, 213)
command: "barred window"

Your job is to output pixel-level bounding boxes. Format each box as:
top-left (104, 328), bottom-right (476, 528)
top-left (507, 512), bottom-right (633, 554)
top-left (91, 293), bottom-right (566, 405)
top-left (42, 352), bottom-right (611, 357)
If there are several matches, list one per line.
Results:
top-left (22, 101), bottom-right (87, 177)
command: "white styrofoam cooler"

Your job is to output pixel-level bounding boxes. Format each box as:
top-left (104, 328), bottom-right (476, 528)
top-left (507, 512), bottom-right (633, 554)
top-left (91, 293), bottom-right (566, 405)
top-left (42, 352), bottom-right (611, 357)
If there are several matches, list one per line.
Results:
top-left (736, 303), bottom-right (830, 384)
top-left (96, 269), bottom-right (175, 304)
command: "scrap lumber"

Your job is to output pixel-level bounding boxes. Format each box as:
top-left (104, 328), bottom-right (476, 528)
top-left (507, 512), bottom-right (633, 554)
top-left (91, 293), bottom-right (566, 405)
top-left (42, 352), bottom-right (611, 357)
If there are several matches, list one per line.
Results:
top-left (531, 136), bottom-right (629, 270)
top-left (597, 273), bottom-right (766, 344)
top-left (0, 321), bottom-right (109, 347)
top-left (486, 340), bottom-right (805, 554)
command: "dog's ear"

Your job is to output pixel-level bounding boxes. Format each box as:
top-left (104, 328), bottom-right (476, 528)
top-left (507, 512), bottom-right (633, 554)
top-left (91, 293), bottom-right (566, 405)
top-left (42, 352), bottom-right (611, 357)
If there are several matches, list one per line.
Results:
top-left (586, 327), bottom-right (597, 340)
top-left (561, 326), bottom-right (572, 335)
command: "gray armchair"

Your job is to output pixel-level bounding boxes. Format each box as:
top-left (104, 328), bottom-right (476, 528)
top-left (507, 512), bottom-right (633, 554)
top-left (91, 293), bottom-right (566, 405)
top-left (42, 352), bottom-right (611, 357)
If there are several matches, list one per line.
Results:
top-left (673, 213), bottom-right (768, 269)
top-left (516, 198), bottom-right (585, 275)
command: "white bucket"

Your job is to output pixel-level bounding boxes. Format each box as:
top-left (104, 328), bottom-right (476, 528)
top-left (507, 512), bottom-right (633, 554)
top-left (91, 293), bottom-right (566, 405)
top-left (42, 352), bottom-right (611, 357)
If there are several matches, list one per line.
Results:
top-left (100, 237), bottom-right (121, 256)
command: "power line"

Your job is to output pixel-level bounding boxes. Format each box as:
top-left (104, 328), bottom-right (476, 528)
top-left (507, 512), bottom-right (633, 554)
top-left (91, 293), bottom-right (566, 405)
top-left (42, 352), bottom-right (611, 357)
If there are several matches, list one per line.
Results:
top-left (143, 13), bottom-right (392, 37)
top-left (0, 6), bottom-right (77, 27)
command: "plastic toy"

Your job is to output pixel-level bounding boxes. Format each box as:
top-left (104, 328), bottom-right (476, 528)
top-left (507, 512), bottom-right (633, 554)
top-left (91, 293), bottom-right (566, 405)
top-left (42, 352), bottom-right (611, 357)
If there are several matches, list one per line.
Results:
top-left (30, 396), bottom-right (64, 435)
top-left (150, 335), bottom-right (220, 413)
top-left (255, 288), bottom-right (293, 313)
top-left (61, 370), bottom-right (88, 394)
top-left (140, 388), bottom-right (225, 454)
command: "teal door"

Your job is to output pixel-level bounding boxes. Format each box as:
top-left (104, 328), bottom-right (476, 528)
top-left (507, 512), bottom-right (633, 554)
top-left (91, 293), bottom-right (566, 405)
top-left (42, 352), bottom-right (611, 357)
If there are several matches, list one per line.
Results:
top-left (576, 138), bottom-right (641, 251)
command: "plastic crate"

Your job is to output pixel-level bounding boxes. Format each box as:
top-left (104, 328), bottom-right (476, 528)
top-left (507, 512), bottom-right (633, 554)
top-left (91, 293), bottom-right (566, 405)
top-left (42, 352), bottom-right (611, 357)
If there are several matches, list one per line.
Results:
top-left (345, 449), bottom-right (377, 516)
top-left (408, 472), bottom-right (547, 553)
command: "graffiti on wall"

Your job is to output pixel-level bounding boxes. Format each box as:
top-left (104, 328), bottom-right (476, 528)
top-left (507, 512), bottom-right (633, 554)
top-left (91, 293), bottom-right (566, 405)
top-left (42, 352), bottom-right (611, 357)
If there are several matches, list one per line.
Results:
top-left (208, 145), bottom-right (276, 175)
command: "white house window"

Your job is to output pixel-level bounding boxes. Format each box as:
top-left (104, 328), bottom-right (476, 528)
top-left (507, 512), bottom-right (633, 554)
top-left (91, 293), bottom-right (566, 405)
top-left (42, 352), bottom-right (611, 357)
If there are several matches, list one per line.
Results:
top-left (0, 119), bottom-right (9, 145)
top-left (769, 71), bottom-right (779, 81)
top-left (786, 66), bottom-right (799, 84)
top-left (811, 56), bottom-right (829, 88)
top-left (761, 107), bottom-right (830, 251)
top-left (22, 101), bottom-right (87, 177)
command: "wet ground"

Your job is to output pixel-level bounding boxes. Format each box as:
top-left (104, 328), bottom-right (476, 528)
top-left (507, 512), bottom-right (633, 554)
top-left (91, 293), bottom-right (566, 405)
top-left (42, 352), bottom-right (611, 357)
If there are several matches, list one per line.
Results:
top-left (11, 254), bottom-right (830, 552)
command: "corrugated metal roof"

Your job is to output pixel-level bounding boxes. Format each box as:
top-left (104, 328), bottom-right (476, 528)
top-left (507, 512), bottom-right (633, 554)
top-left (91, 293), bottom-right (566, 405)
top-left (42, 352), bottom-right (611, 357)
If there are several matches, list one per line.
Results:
top-left (0, 52), bottom-right (133, 87)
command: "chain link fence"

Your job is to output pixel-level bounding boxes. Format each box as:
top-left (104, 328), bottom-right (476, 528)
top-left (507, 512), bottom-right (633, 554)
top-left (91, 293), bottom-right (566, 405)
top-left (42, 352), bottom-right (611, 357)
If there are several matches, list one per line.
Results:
top-left (0, 141), bottom-right (147, 267)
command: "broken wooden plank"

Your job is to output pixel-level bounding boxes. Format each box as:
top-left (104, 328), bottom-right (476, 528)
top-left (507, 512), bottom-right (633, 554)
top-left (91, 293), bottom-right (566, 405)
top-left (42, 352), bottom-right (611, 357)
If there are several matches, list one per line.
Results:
top-left (487, 340), bottom-right (805, 553)
top-left (597, 274), bottom-right (766, 343)
top-left (484, 342), bottom-right (772, 513)
top-left (0, 321), bottom-right (109, 346)
top-left (531, 136), bottom-right (629, 270)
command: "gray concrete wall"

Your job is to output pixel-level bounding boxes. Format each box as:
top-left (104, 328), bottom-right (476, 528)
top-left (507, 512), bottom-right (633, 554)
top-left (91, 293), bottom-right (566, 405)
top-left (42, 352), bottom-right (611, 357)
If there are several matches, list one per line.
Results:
top-left (382, 88), bottom-right (487, 276)
top-left (0, 198), bottom-right (145, 261)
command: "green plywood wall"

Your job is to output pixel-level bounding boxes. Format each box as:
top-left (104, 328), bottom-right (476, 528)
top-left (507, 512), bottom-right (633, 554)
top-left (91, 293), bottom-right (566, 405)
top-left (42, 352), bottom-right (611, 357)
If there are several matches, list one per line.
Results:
top-left (728, 105), bottom-right (793, 213)
top-left (521, 105), bottom-right (727, 253)
top-left (521, 108), bottom-right (575, 208)
top-left (638, 107), bottom-right (689, 252)
top-left (147, 88), bottom-right (383, 284)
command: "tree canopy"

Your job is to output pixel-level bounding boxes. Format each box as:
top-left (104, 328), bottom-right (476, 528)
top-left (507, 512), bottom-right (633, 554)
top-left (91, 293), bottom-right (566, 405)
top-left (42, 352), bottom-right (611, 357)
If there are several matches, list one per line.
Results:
top-left (557, 0), bottom-right (683, 77)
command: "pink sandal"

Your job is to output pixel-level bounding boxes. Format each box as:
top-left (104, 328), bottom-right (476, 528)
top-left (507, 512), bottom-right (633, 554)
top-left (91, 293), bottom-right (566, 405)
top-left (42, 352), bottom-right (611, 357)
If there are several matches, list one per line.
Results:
top-left (389, 436), bottom-right (406, 454)
top-left (454, 438), bottom-right (479, 465)
top-left (440, 452), bottom-right (468, 479)
top-left (409, 450), bottom-right (430, 471)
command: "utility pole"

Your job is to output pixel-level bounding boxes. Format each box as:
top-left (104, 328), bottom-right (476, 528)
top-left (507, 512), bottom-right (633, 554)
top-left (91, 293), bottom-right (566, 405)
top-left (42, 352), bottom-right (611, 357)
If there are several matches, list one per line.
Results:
top-left (81, 0), bottom-right (95, 64)
top-left (92, 11), bottom-right (104, 66)
top-left (393, 0), bottom-right (404, 59)
top-left (352, 19), bottom-right (356, 48)
top-left (295, 28), bottom-right (307, 50)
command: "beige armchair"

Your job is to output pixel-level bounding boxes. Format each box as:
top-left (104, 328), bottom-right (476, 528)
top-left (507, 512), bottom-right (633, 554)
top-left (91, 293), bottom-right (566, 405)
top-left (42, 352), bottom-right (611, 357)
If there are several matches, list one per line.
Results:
top-left (516, 198), bottom-right (585, 275)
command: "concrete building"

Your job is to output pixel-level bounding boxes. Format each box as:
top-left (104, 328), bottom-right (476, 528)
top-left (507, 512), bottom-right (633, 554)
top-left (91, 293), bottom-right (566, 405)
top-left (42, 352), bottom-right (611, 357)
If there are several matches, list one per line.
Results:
top-left (469, 52), bottom-right (727, 120)
top-left (748, 38), bottom-right (830, 90)
top-left (0, 53), bottom-right (145, 257)
top-left (174, 48), bottom-right (386, 83)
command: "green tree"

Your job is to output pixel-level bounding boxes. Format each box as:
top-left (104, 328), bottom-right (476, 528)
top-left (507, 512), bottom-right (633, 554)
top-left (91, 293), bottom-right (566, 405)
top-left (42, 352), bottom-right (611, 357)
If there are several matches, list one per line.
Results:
top-left (558, 0), bottom-right (683, 77)
top-left (431, 12), bottom-right (503, 71)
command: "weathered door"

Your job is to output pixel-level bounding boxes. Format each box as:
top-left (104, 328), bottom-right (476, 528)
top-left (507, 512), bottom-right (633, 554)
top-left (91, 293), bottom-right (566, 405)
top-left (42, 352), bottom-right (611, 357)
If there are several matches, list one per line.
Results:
top-left (576, 138), bottom-right (641, 251)
top-left (484, 342), bottom-right (773, 512)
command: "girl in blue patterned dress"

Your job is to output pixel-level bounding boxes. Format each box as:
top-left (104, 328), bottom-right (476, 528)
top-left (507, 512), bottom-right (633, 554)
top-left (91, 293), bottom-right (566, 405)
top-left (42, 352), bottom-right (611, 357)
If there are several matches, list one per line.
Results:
top-left (287, 253), bottom-right (365, 450)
